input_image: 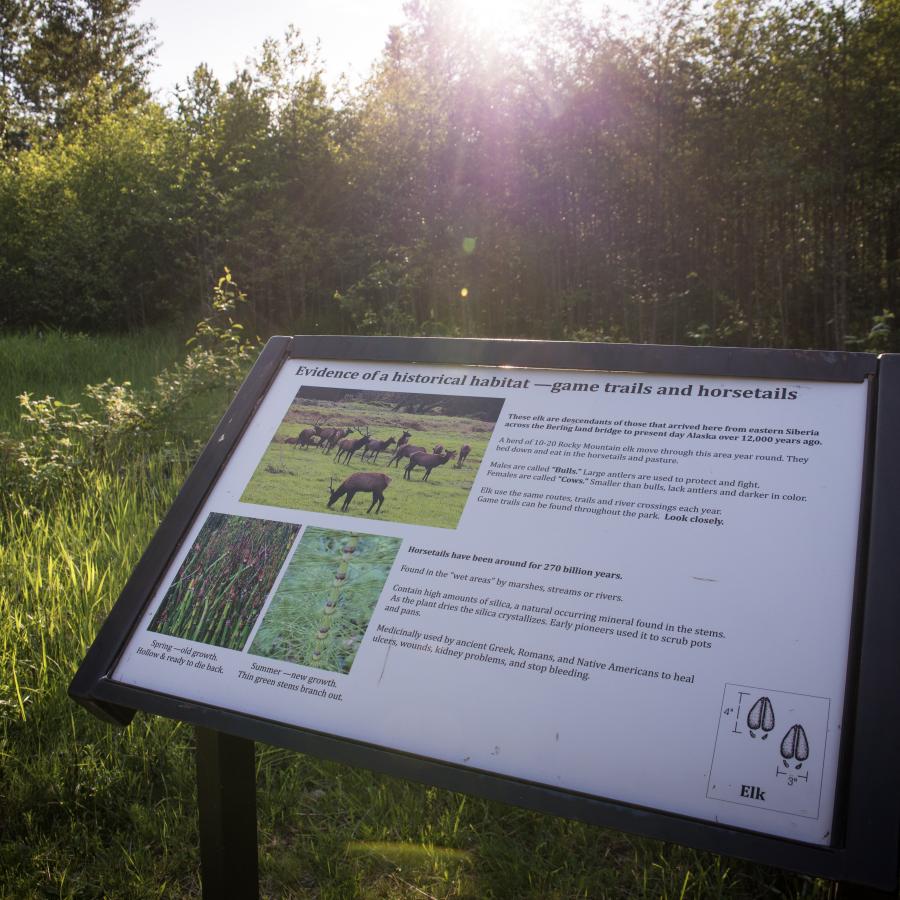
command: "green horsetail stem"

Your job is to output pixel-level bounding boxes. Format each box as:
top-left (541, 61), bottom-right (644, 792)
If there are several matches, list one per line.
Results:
top-left (248, 526), bottom-right (400, 673)
top-left (311, 534), bottom-right (359, 664)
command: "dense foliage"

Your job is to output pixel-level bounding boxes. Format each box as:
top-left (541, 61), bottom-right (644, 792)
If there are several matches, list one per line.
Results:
top-left (0, 0), bottom-right (897, 347)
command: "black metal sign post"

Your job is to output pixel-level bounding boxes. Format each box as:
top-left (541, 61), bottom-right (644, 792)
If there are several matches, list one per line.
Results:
top-left (195, 727), bottom-right (258, 899)
top-left (69, 337), bottom-right (900, 897)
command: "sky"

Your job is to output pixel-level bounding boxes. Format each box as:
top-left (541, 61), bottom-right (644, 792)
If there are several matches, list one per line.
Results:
top-left (134, 0), bottom-right (405, 101)
top-left (133, 0), bottom-right (637, 102)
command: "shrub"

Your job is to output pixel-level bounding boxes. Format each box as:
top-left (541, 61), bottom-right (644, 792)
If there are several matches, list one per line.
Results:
top-left (1, 271), bottom-right (257, 507)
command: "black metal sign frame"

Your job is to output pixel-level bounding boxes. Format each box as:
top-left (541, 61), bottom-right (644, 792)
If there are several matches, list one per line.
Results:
top-left (70, 336), bottom-right (900, 892)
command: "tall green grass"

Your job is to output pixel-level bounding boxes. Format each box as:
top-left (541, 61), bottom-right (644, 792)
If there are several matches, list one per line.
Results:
top-left (0, 327), bottom-right (185, 434)
top-left (0, 331), bottom-right (846, 897)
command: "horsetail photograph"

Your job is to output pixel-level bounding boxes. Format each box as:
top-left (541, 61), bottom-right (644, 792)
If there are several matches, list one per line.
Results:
top-left (148, 512), bottom-right (299, 650)
top-left (249, 526), bottom-right (401, 674)
top-left (240, 385), bottom-right (504, 529)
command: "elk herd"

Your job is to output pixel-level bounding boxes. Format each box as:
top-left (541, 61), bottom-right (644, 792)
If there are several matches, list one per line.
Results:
top-left (289, 418), bottom-right (474, 515)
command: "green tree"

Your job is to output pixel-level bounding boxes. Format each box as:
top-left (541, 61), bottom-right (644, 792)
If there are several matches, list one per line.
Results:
top-left (0, 102), bottom-right (183, 328)
top-left (0, 0), bottom-right (36, 148)
top-left (173, 30), bottom-right (346, 330)
top-left (3, 0), bottom-right (152, 141)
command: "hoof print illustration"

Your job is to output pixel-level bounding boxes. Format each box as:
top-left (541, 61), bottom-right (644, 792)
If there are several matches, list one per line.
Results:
top-left (781, 724), bottom-right (810, 769)
top-left (747, 696), bottom-right (775, 739)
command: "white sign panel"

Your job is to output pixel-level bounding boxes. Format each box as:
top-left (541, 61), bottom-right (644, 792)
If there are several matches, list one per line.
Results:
top-left (113, 360), bottom-right (868, 845)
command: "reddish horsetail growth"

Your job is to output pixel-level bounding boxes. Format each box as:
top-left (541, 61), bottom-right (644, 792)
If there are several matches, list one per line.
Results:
top-left (149, 513), bottom-right (299, 650)
top-left (250, 526), bottom-right (401, 674)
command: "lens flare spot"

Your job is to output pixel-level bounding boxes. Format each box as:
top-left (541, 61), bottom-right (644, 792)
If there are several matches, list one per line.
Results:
top-left (462, 236), bottom-right (477, 254)
top-left (460, 287), bottom-right (469, 298)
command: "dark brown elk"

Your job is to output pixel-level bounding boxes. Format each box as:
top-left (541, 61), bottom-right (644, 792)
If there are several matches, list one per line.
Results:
top-left (285, 419), bottom-right (323, 448)
top-left (335, 428), bottom-right (371, 464)
top-left (404, 449), bottom-right (456, 481)
top-left (432, 444), bottom-right (444, 454)
top-left (377, 429), bottom-right (411, 463)
top-left (327, 473), bottom-right (390, 513)
top-left (455, 444), bottom-right (471, 467)
top-left (299, 428), bottom-right (321, 448)
top-left (388, 443), bottom-right (426, 467)
top-left (319, 426), bottom-right (349, 453)
top-left (360, 436), bottom-right (396, 462)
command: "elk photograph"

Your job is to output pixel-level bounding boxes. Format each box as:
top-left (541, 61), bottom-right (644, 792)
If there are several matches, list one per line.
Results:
top-left (248, 526), bottom-right (401, 675)
top-left (240, 385), bottom-right (504, 528)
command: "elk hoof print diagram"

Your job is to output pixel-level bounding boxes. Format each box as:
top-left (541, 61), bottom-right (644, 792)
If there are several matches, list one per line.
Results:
top-left (781, 724), bottom-right (810, 769)
top-left (708, 684), bottom-right (830, 819)
top-left (747, 696), bottom-right (775, 739)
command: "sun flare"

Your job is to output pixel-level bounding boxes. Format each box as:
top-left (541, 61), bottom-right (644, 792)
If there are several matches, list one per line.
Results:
top-left (447, 0), bottom-right (640, 50)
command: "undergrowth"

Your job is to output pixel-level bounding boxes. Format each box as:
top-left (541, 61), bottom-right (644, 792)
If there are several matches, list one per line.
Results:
top-left (0, 326), bottom-right (185, 434)
top-left (0, 270), bottom-right (256, 508)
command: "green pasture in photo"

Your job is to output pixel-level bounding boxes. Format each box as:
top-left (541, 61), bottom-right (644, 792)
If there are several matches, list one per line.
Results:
top-left (241, 397), bottom-right (497, 529)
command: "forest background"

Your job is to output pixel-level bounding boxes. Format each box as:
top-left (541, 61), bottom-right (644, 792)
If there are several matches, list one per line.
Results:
top-left (1, 0), bottom-right (899, 896)
top-left (1, 0), bottom-right (897, 350)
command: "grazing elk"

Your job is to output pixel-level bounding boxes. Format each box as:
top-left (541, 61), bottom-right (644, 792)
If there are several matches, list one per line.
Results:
top-left (318, 426), bottom-right (349, 454)
top-left (285, 419), bottom-right (323, 448)
top-left (335, 428), bottom-right (371, 464)
top-left (455, 444), bottom-right (471, 467)
top-left (404, 448), bottom-right (456, 481)
top-left (388, 443), bottom-right (427, 467)
top-left (360, 436), bottom-right (396, 462)
top-left (432, 444), bottom-right (444, 454)
top-left (327, 473), bottom-right (390, 514)
top-left (299, 428), bottom-right (320, 448)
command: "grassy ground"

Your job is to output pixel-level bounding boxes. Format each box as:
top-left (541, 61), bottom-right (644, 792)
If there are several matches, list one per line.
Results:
top-left (0, 331), bottom-right (855, 898)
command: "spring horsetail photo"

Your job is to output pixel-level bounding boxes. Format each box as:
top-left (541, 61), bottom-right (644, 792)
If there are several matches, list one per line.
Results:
top-left (148, 513), bottom-right (299, 651)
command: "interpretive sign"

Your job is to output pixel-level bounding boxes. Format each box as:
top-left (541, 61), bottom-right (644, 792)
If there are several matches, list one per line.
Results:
top-left (71, 337), bottom-right (900, 892)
